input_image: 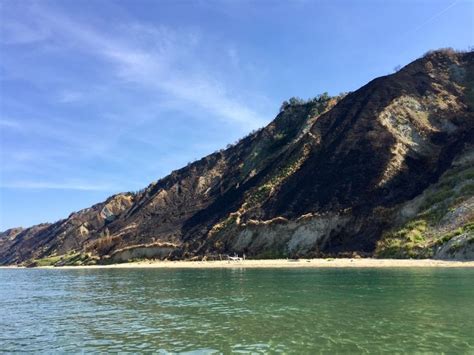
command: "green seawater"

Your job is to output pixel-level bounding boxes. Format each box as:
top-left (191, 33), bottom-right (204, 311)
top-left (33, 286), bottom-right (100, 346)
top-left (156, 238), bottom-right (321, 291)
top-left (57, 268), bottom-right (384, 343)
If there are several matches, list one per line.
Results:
top-left (0, 267), bottom-right (473, 353)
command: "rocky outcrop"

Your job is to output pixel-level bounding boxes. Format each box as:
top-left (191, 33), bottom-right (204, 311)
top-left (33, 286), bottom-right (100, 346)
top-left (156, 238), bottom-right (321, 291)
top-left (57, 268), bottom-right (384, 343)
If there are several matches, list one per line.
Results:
top-left (434, 233), bottom-right (474, 260)
top-left (228, 213), bottom-right (351, 258)
top-left (0, 194), bottom-right (134, 264)
top-left (1, 49), bottom-right (473, 264)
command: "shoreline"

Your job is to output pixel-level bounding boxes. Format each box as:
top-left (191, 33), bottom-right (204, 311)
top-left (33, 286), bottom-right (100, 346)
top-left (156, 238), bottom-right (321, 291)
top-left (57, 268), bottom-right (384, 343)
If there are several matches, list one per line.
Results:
top-left (1, 258), bottom-right (474, 269)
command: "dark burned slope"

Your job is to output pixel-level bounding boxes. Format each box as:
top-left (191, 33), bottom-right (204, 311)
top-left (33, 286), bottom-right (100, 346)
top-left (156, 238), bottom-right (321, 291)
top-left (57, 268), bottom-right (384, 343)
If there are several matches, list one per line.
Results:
top-left (1, 49), bottom-right (473, 265)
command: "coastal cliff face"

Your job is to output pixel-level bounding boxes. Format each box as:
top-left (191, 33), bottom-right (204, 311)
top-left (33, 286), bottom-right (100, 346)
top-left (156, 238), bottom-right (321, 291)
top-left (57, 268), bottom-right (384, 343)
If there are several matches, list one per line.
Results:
top-left (1, 49), bottom-right (473, 265)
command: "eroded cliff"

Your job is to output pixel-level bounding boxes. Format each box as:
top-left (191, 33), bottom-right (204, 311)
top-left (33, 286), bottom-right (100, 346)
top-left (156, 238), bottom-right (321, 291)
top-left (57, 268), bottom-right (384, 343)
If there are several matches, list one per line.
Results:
top-left (1, 49), bottom-right (473, 265)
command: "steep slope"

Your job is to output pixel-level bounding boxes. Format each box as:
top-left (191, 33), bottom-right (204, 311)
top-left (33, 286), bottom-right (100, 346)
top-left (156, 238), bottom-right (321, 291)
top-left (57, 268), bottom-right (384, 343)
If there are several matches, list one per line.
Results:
top-left (198, 49), bottom-right (474, 258)
top-left (1, 49), bottom-right (473, 265)
top-left (375, 147), bottom-right (474, 260)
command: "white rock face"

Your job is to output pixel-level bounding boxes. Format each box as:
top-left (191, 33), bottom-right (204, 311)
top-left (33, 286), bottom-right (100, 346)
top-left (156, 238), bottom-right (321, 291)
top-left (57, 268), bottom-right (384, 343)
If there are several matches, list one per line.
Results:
top-left (230, 213), bottom-right (350, 256)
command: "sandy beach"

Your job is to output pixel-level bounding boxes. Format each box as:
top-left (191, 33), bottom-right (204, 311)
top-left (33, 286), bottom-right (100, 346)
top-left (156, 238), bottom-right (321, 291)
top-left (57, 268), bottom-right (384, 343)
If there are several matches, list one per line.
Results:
top-left (2, 258), bottom-right (474, 269)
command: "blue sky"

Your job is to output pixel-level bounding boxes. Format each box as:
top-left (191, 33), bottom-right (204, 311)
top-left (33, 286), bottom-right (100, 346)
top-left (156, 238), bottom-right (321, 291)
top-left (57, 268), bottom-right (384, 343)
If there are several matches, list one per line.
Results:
top-left (0, 0), bottom-right (472, 230)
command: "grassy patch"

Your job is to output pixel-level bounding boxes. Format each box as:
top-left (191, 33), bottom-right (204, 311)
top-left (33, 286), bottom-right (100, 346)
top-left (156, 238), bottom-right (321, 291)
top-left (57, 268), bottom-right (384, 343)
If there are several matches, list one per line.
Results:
top-left (378, 218), bottom-right (474, 259)
top-left (27, 252), bottom-right (98, 267)
top-left (31, 255), bottom-right (63, 267)
top-left (245, 144), bottom-right (311, 209)
top-left (57, 252), bottom-right (98, 266)
top-left (433, 228), bottom-right (464, 246)
top-left (376, 148), bottom-right (473, 259)
top-left (375, 219), bottom-right (432, 259)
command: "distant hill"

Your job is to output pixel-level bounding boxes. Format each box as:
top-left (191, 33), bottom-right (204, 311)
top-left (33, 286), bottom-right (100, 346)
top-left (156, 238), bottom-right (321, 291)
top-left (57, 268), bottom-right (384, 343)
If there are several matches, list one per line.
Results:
top-left (1, 49), bottom-right (473, 266)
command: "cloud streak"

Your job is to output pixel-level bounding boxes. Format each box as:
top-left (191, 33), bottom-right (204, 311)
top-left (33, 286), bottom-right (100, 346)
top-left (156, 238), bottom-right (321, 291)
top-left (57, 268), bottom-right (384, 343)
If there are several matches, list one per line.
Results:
top-left (411, 0), bottom-right (458, 33)
top-left (0, 2), bottom-right (272, 204)
top-left (31, 5), bottom-right (268, 128)
top-left (0, 180), bottom-right (118, 191)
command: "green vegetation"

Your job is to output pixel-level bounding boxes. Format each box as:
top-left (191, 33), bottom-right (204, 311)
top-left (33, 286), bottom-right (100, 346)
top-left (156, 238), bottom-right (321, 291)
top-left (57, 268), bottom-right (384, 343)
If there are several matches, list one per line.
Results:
top-left (376, 220), bottom-right (474, 259)
top-left (375, 158), bottom-right (474, 258)
top-left (375, 220), bottom-right (432, 258)
top-left (241, 93), bottom-right (336, 178)
top-left (434, 228), bottom-right (463, 246)
top-left (245, 144), bottom-right (311, 209)
top-left (26, 252), bottom-right (99, 267)
top-left (58, 252), bottom-right (98, 266)
top-left (30, 255), bottom-right (63, 267)
top-left (209, 144), bottom-right (311, 241)
top-left (279, 92), bottom-right (332, 112)
top-left (247, 184), bottom-right (273, 207)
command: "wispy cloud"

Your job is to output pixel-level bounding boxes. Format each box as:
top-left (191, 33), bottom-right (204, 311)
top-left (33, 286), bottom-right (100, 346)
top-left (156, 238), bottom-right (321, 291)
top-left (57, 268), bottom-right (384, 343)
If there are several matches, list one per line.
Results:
top-left (29, 5), bottom-right (268, 128)
top-left (0, 2), bottom-right (272, 203)
top-left (0, 180), bottom-right (118, 191)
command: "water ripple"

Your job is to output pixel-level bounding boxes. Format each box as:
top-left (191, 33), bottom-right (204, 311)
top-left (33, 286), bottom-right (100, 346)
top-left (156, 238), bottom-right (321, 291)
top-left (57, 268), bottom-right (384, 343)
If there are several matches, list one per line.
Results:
top-left (0, 268), bottom-right (473, 353)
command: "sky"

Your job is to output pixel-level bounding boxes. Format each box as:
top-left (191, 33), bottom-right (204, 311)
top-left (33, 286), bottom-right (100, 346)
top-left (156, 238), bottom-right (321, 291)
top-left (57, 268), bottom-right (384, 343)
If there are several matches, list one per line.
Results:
top-left (0, 0), bottom-right (472, 230)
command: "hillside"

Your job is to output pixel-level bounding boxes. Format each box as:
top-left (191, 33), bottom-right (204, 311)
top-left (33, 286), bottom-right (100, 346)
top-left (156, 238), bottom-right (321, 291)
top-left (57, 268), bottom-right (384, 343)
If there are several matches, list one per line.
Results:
top-left (1, 49), bottom-right (473, 266)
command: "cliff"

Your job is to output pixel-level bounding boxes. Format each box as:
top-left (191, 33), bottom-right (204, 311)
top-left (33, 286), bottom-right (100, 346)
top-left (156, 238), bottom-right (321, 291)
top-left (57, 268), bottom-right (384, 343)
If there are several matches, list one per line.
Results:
top-left (1, 49), bottom-right (473, 265)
